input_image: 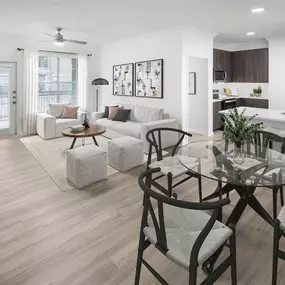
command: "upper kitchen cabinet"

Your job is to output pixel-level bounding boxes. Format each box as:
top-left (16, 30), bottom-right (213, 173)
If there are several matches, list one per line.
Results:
top-left (213, 49), bottom-right (232, 82)
top-left (232, 48), bottom-right (268, 83)
top-left (213, 48), bottom-right (269, 83)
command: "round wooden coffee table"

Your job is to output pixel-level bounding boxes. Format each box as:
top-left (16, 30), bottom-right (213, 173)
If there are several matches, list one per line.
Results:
top-left (62, 125), bottom-right (106, 149)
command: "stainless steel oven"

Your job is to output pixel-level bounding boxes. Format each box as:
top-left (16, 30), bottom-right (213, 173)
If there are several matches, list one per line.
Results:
top-left (221, 98), bottom-right (237, 110)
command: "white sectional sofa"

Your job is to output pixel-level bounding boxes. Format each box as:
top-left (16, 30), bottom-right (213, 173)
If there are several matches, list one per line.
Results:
top-left (92, 104), bottom-right (179, 153)
top-left (36, 105), bottom-right (84, 140)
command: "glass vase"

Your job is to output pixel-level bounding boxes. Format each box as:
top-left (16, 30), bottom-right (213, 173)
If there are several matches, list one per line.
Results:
top-left (233, 142), bottom-right (245, 164)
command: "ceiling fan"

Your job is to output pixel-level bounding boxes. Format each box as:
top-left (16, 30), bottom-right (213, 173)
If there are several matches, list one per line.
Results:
top-left (45, 28), bottom-right (87, 46)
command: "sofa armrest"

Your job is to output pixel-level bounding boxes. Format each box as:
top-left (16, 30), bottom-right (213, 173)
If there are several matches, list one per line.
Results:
top-left (36, 113), bottom-right (56, 140)
top-left (92, 112), bottom-right (104, 123)
top-left (140, 119), bottom-right (179, 153)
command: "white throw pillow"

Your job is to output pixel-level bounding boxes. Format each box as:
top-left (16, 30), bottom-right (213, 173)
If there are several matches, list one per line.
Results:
top-left (49, 103), bottom-right (70, 118)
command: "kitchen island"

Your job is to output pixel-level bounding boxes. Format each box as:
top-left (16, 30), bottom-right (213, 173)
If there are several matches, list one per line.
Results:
top-left (219, 107), bottom-right (285, 130)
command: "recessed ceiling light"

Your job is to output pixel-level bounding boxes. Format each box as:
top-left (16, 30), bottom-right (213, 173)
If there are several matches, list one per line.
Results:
top-left (252, 8), bottom-right (265, 13)
top-left (246, 32), bottom-right (256, 36)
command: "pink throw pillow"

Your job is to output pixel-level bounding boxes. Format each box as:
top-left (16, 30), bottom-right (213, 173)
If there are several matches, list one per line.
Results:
top-left (61, 106), bottom-right (79, 119)
top-left (108, 106), bottom-right (122, 120)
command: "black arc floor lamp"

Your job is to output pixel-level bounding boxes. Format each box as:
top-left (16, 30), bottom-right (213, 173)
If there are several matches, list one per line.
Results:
top-left (91, 78), bottom-right (109, 112)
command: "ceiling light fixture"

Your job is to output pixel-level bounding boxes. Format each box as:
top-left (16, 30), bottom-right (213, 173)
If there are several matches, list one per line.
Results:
top-left (246, 32), bottom-right (256, 36)
top-left (54, 41), bottom-right (64, 46)
top-left (252, 8), bottom-right (265, 13)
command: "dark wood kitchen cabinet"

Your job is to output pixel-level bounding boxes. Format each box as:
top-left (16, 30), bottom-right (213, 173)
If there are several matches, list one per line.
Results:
top-left (244, 98), bottom-right (268, 109)
top-left (213, 48), bottom-right (269, 83)
top-left (213, 49), bottom-right (232, 82)
top-left (213, 101), bottom-right (222, 130)
top-left (231, 48), bottom-right (269, 83)
top-left (237, 98), bottom-right (268, 109)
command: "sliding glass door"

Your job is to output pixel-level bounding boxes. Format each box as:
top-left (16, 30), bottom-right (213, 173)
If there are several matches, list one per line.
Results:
top-left (0, 63), bottom-right (17, 135)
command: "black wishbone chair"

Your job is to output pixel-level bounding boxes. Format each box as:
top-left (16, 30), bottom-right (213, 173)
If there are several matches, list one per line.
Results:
top-left (254, 130), bottom-right (285, 219)
top-left (135, 168), bottom-right (237, 285)
top-left (273, 205), bottom-right (285, 285)
top-left (146, 128), bottom-right (202, 201)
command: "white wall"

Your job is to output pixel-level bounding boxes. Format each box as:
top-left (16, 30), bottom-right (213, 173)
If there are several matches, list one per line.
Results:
top-left (213, 82), bottom-right (269, 98)
top-left (181, 27), bottom-right (214, 136)
top-left (186, 57), bottom-right (208, 134)
top-left (99, 27), bottom-right (183, 121)
top-left (99, 26), bottom-right (214, 135)
top-left (268, 36), bottom-right (285, 110)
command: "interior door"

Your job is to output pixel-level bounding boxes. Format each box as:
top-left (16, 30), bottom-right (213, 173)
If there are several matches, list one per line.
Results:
top-left (0, 63), bottom-right (17, 135)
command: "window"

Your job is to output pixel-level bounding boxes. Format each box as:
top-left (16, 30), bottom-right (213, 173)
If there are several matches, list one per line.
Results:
top-left (39, 56), bottom-right (48, 68)
top-left (38, 55), bottom-right (78, 112)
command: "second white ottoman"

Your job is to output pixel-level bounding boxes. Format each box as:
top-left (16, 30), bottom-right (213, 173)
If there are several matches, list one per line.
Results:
top-left (108, 136), bottom-right (144, 172)
top-left (67, 145), bottom-right (107, 189)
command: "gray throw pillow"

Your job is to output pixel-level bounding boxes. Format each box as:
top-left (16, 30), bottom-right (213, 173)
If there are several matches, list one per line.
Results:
top-left (112, 109), bottom-right (131, 122)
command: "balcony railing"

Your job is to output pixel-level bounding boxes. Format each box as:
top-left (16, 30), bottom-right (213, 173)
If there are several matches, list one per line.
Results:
top-left (0, 90), bottom-right (76, 124)
top-left (38, 90), bottom-right (75, 112)
top-left (0, 91), bottom-right (9, 123)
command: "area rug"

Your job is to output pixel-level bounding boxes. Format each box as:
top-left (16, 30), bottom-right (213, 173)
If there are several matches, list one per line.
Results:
top-left (20, 135), bottom-right (123, 192)
top-left (20, 133), bottom-right (162, 192)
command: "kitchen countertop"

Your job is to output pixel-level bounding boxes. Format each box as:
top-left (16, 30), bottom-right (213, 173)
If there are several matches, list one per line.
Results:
top-left (213, 97), bottom-right (268, 103)
top-left (219, 107), bottom-right (285, 123)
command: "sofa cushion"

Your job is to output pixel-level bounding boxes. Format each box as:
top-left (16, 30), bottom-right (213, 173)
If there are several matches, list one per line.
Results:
top-left (112, 121), bottom-right (142, 138)
top-left (49, 103), bottom-right (70, 118)
top-left (97, 118), bottom-right (142, 138)
top-left (96, 118), bottom-right (124, 130)
top-left (55, 118), bottom-right (82, 138)
top-left (133, 105), bottom-right (163, 123)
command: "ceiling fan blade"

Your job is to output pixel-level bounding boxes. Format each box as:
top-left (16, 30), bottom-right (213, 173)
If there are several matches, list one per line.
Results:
top-left (63, 39), bottom-right (87, 45)
top-left (45, 33), bottom-right (54, 38)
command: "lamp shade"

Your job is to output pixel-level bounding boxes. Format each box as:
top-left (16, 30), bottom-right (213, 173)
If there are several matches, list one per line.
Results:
top-left (91, 78), bottom-right (109, 85)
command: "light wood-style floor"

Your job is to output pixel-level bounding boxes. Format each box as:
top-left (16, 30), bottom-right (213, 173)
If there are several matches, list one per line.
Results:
top-left (0, 135), bottom-right (285, 285)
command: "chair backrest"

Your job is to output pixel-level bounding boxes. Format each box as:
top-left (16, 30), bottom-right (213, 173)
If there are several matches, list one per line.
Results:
top-left (145, 128), bottom-right (192, 166)
top-left (138, 168), bottom-right (230, 264)
top-left (254, 130), bottom-right (285, 159)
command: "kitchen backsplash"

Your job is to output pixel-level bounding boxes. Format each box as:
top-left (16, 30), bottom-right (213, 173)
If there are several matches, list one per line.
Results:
top-left (213, 83), bottom-right (269, 98)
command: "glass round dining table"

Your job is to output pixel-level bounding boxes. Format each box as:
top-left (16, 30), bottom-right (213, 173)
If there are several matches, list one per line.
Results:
top-left (177, 140), bottom-right (285, 188)
top-left (176, 140), bottom-right (285, 274)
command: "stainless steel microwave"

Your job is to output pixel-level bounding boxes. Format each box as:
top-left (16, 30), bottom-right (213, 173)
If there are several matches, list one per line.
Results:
top-left (214, 70), bottom-right (228, 82)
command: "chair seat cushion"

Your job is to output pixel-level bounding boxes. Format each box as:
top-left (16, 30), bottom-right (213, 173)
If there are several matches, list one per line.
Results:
top-left (143, 204), bottom-right (232, 269)
top-left (149, 155), bottom-right (198, 178)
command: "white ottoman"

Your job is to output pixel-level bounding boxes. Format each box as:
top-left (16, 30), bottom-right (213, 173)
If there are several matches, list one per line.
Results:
top-left (108, 136), bottom-right (144, 172)
top-left (67, 145), bottom-right (107, 189)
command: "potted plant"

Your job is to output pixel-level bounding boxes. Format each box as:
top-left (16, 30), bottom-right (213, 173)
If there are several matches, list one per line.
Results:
top-left (253, 86), bottom-right (262, 97)
top-left (219, 108), bottom-right (263, 163)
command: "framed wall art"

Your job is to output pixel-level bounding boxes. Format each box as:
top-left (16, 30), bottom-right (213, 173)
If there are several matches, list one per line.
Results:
top-left (135, 59), bottom-right (163, 99)
top-left (113, 63), bottom-right (134, 96)
top-left (188, 72), bottom-right (196, 95)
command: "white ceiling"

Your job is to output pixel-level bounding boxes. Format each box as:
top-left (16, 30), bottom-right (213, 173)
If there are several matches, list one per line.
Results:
top-left (1, 0), bottom-right (285, 47)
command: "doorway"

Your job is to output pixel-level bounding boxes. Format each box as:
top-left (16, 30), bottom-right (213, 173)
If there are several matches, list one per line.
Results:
top-left (0, 63), bottom-right (17, 135)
